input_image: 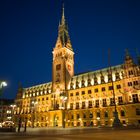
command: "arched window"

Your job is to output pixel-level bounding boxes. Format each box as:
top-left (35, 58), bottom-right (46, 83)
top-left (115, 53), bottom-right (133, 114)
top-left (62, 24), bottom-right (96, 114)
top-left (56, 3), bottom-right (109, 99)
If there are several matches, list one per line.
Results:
top-left (104, 111), bottom-right (108, 118)
top-left (89, 112), bottom-right (93, 118)
top-left (121, 110), bottom-right (125, 116)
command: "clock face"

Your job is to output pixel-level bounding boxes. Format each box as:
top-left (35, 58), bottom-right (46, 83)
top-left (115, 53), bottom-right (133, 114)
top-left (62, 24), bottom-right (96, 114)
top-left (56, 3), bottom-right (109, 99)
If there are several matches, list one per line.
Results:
top-left (68, 64), bottom-right (71, 71)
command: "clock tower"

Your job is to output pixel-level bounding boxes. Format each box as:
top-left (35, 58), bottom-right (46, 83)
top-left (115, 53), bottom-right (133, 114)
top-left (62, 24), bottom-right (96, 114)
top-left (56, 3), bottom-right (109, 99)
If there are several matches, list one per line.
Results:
top-left (52, 5), bottom-right (74, 94)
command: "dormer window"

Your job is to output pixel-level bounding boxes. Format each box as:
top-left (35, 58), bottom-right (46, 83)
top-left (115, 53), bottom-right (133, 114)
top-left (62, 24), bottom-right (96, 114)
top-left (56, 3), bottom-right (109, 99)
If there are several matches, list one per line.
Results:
top-left (128, 70), bottom-right (133, 75)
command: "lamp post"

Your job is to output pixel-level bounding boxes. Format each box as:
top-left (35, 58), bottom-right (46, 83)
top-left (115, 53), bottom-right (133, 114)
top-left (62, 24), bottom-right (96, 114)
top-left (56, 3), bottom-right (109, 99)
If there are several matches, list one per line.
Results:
top-left (0, 81), bottom-right (7, 123)
top-left (10, 104), bottom-right (16, 127)
top-left (108, 50), bottom-right (121, 127)
top-left (31, 101), bottom-right (38, 128)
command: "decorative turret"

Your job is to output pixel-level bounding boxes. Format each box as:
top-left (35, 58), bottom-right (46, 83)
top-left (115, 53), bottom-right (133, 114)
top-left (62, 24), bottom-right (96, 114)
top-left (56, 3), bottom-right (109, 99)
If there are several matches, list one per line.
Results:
top-left (87, 73), bottom-right (91, 86)
top-left (114, 68), bottom-right (120, 81)
top-left (81, 76), bottom-right (85, 87)
top-left (93, 73), bottom-right (98, 85)
top-left (70, 78), bottom-right (74, 89)
top-left (76, 76), bottom-right (79, 89)
top-left (123, 49), bottom-right (136, 78)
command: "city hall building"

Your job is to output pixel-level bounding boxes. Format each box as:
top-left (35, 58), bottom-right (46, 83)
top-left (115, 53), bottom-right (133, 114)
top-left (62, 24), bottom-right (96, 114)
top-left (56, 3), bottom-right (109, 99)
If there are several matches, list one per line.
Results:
top-left (15, 7), bottom-right (140, 128)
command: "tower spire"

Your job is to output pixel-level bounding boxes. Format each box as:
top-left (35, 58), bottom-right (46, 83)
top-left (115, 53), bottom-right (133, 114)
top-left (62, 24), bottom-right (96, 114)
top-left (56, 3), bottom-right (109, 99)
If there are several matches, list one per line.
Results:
top-left (125, 48), bottom-right (131, 61)
top-left (55, 2), bottom-right (73, 50)
top-left (61, 3), bottom-right (65, 25)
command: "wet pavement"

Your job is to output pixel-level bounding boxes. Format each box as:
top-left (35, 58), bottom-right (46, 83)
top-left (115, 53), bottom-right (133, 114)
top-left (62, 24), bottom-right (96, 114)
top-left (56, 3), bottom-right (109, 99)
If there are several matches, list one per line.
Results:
top-left (0, 127), bottom-right (140, 140)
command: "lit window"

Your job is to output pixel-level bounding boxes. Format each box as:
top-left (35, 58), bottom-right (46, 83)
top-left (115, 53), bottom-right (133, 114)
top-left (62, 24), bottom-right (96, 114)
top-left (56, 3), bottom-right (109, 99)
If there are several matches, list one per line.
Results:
top-left (132, 94), bottom-right (139, 103)
top-left (128, 82), bottom-right (133, 86)
top-left (118, 96), bottom-right (123, 104)
top-left (104, 111), bottom-right (108, 118)
top-left (109, 86), bottom-right (113, 90)
top-left (120, 110), bottom-right (125, 116)
top-left (76, 92), bottom-right (79, 96)
top-left (101, 87), bottom-right (106, 91)
top-left (70, 93), bottom-right (73, 96)
top-left (81, 91), bottom-right (85, 95)
top-left (94, 88), bottom-right (98, 93)
top-left (116, 84), bottom-right (121, 89)
top-left (88, 90), bottom-right (92, 94)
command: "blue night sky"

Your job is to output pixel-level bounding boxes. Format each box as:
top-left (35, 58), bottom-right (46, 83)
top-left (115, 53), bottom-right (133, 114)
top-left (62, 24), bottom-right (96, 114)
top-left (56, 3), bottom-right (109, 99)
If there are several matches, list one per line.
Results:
top-left (0, 0), bottom-right (140, 99)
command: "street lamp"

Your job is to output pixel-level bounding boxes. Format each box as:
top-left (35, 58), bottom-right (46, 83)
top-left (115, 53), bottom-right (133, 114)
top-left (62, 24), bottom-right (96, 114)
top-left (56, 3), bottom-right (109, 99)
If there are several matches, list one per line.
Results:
top-left (0, 81), bottom-right (7, 97)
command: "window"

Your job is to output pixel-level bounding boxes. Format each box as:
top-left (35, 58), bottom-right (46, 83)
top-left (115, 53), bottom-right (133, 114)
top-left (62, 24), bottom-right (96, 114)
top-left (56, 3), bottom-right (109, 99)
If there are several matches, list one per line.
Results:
top-left (83, 113), bottom-right (86, 118)
top-left (122, 120), bottom-right (126, 124)
top-left (103, 99), bottom-right (107, 107)
top-left (88, 101), bottom-right (92, 108)
top-left (128, 82), bottom-right (133, 87)
top-left (70, 103), bottom-right (73, 110)
top-left (82, 102), bottom-right (85, 109)
top-left (104, 111), bottom-right (108, 118)
top-left (118, 96), bottom-right (123, 104)
top-left (110, 98), bottom-right (115, 105)
top-left (56, 64), bottom-right (61, 70)
top-left (89, 112), bottom-right (93, 118)
top-left (71, 122), bottom-right (74, 126)
top-left (94, 88), bottom-right (98, 93)
top-left (88, 90), bottom-right (92, 94)
top-left (76, 92), bottom-right (79, 96)
top-left (42, 98), bottom-right (44, 101)
top-left (97, 112), bottom-right (100, 117)
top-left (76, 102), bottom-right (79, 109)
top-left (95, 100), bottom-right (99, 107)
top-left (82, 91), bottom-right (85, 95)
top-left (128, 70), bottom-right (133, 75)
top-left (70, 93), bottom-right (73, 96)
top-left (132, 94), bottom-right (139, 103)
top-left (121, 110), bottom-right (125, 116)
top-left (77, 114), bottom-right (80, 119)
top-left (77, 122), bottom-right (80, 126)
top-left (101, 87), bottom-right (106, 91)
top-left (109, 86), bottom-right (113, 90)
top-left (116, 84), bottom-right (121, 89)
top-left (84, 122), bottom-right (86, 126)
top-left (71, 114), bottom-right (74, 119)
top-left (133, 81), bottom-right (138, 85)
top-left (136, 108), bottom-right (140, 115)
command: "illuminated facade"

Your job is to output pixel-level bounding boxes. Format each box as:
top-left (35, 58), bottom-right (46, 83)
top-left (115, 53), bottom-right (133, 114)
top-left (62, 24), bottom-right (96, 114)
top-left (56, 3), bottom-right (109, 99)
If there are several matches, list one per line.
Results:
top-left (15, 6), bottom-right (140, 128)
top-left (0, 99), bottom-right (15, 127)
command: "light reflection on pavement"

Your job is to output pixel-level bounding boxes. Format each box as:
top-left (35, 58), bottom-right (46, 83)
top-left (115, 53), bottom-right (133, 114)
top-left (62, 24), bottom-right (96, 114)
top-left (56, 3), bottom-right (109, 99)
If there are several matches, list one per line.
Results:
top-left (0, 128), bottom-right (140, 140)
